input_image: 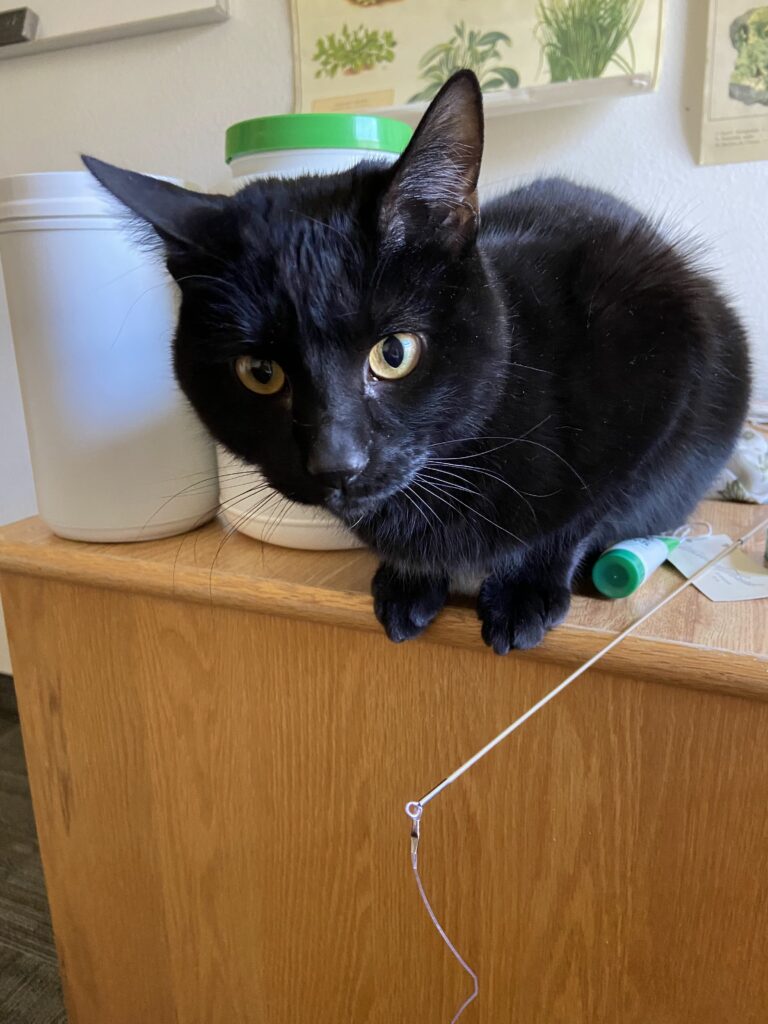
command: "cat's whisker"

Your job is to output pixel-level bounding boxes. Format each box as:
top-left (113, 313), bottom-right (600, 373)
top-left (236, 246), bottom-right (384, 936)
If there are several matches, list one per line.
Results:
top-left (143, 473), bottom-right (272, 538)
top-left (404, 485), bottom-right (438, 521)
top-left (427, 462), bottom-right (538, 523)
top-left (108, 284), bottom-right (169, 350)
top-left (96, 262), bottom-right (148, 291)
top-left (412, 479), bottom-right (459, 514)
top-left (415, 481), bottom-right (487, 557)
top-left (426, 413), bottom-right (554, 450)
top-left (503, 438), bottom-right (588, 490)
top-left (518, 488), bottom-right (562, 499)
top-left (170, 467), bottom-right (252, 482)
top-left (509, 361), bottom-right (556, 376)
top-left (175, 273), bottom-right (231, 290)
top-left (429, 438), bottom-right (588, 490)
top-left (218, 491), bottom-right (284, 587)
top-left (166, 469), bottom-right (266, 499)
top-left (403, 485), bottom-right (440, 532)
top-left (216, 469), bottom-right (271, 479)
top-left (207, 490), bottom-right (284, 601)
top-left (109, 271), bottom-right (235, 349)
top-left (263, 496), bottom-right (296, 545)
top-left (412, 479), bottom-right (487, 548)
top-left (415, 479), bottom-right (527, 546)
top-left (170, 483), bottom-right (276, 594)
top-left (417, 472), bottom-right (483, 499)
top-left (419, 466), bottom-right (483, 494)
top-left (412, 479), bottom-right (484, 544)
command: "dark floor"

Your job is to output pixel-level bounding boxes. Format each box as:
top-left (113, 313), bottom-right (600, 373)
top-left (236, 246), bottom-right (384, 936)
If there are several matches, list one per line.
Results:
top-left (0, 674), bottom-right (67, 1023)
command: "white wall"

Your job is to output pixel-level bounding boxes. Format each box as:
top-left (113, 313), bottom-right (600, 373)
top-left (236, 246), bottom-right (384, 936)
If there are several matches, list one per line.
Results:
top-left (0, 0), bottom-right (765, 671)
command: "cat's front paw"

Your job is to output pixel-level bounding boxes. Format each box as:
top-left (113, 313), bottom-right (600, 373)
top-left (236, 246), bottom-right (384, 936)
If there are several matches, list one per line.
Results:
top-left (372, 564), bottom-right (448, 644)
top-left (477, 578), bottom-right (571, 654)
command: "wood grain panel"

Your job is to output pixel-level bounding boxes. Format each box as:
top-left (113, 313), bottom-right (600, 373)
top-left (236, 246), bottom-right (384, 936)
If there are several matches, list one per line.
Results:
top-left (4, 575), bottom-right (768, 1023)
top-left (1, 502), bottom-right (766, 698)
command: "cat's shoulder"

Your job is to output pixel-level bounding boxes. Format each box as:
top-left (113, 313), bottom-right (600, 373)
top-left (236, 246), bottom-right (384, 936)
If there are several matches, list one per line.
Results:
top-left (481, 176), bottom-right (643, 238)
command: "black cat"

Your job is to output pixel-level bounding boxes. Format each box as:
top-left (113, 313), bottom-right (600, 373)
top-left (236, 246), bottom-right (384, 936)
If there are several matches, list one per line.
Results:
top-left (84, 71), bottom-right (750, 653)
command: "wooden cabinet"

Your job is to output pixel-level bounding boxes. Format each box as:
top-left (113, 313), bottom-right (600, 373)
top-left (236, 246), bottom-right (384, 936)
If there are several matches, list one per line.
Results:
top-left (1, 501), bottom-right (767, 1023)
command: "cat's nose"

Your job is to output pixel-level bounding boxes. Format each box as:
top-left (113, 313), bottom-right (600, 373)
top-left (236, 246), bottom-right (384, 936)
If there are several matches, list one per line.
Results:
top-left (306, 447), bottom-right (368, 493)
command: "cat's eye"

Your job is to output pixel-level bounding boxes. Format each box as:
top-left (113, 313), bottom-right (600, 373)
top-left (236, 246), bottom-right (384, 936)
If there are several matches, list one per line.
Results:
top-left (368, 332), bottom-right (422, 380)
top-left (234, 355), bottom-right (286, 396)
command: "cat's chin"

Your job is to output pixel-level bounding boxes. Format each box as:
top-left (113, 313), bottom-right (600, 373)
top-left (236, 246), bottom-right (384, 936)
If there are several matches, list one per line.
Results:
top-left (326, 493), bottom-right (382, 522)
top-left (326, 484), bottom-right (404, 523)
top-left (284, 485), bottom-right (391, 522)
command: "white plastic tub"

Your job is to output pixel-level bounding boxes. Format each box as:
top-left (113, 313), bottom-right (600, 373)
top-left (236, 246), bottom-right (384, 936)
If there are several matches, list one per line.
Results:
top-left (0, 172), bottom-right (219, 542)
top-left (219, 112), bottom-right (412, 550)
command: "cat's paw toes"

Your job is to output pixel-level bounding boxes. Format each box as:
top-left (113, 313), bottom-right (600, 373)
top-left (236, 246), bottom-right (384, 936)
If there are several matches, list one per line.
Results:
top-left (372, 566), bottom-right (448, 644)
top-left (477, 579), bottom-right (571, 654)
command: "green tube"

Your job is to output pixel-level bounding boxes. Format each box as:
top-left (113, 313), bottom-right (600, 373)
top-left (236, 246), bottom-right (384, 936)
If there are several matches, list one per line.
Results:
top-left (592, 535), bottom-right (680, 599)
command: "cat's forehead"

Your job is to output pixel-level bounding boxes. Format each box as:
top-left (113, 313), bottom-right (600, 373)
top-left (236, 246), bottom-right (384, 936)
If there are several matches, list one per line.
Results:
top-left (237, 169), bottom-right (377, 246)
top-left (238, 176), bottom-right (376, 337)
top-left (230, 170), bottom-right (443, 352)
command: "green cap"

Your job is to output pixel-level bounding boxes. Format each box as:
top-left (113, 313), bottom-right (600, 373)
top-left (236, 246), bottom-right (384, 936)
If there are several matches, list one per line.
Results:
top-left (225, 113), bottom-right (413, 164)
top-left (660, 536), bottom-right (680, 553)
top-left (592, 549), bottom-right (646, 599)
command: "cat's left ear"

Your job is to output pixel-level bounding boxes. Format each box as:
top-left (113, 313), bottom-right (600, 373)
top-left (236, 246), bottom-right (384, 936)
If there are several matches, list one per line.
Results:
top-left (379, 70), bottom-right (484, 255)
top-left (81, 155), bottom-right (230, 254)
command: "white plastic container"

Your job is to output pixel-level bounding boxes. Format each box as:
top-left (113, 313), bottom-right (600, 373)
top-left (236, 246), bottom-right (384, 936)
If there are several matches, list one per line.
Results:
top-left (0, 172), bottom-right (219, 542)
top-left (219, 113), bottom-right (412, 550)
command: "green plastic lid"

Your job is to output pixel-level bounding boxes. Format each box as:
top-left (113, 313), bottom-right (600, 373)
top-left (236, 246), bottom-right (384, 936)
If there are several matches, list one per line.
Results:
top-left (225, 113), bottom-right (413, 164)
top-left (592, 549), bottom-right (646, 599)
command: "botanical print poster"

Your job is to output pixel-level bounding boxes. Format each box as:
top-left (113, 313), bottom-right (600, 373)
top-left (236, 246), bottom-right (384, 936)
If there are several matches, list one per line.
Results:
top-left (700, 0), bottom-right (768, 165)
top-left (291, 0), bottom-right (665, 113)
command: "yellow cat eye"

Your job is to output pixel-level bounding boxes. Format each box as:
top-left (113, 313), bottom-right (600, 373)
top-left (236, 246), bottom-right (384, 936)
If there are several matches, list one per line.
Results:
top-left (368, 332), bottom-right (422, 380)
top-left (235, 355), bottom-right (286, 396)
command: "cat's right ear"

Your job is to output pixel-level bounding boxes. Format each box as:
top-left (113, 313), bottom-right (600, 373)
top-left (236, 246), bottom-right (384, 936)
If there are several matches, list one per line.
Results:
top-left (81, 156), bottom-right (230, 254)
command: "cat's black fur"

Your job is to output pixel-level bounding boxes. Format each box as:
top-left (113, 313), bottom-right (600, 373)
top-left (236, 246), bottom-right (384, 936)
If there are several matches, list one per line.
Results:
top-left (83, 71), bottom-right (750, 653)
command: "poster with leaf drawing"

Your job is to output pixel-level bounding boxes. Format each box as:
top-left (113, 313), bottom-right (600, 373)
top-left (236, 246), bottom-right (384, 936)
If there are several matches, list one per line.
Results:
top-left (699, 0), bottom-right (768, 164)
top-left (291, 0), bottom-right (664, 114)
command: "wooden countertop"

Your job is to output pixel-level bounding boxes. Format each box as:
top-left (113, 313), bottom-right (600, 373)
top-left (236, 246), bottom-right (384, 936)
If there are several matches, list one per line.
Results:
top-left (1, 501), bottom-right (767, 698)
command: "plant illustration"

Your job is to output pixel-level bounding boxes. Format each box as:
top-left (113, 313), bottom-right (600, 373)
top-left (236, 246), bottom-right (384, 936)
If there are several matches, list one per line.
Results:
top-left (313, 24), bottom-right (397, 78)
top-left (729, 7), bottom-right (768, 106)
top-left (536, 0), bottom-right (644, 83)
top-left (409, 22), bottom-right (520, 103)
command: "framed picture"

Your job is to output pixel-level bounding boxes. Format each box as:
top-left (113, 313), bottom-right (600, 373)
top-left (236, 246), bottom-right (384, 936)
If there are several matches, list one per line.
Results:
top-left (699, 0), bottom-right (768, 165)
top-left (0, 0), bottom-right (229, 60)
top-left (291, 0), bottom-right (665, 116)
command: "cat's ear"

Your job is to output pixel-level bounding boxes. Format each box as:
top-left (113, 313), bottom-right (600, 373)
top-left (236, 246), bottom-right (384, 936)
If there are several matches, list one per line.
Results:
top-left (81, 156), bottom-right (229, 252)
top-left (379, 70), bottom-right (484, 255)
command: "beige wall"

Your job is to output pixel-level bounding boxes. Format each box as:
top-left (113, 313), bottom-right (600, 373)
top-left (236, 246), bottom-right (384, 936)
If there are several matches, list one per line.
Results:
top-left (0, 0), bottom-right (765, 672)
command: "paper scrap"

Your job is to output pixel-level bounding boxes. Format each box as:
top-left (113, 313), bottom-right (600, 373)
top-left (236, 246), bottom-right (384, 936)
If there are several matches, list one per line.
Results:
top-left (667, 534), bottom-right (768, 602)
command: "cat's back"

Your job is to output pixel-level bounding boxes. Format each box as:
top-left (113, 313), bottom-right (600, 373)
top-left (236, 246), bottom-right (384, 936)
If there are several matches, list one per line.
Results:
top-left (478, 176), bottom-right (750, 481)
top-left (478, 176), bottom-right (738, 337)
top-left (480, 177), bottom-right (644, 246)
